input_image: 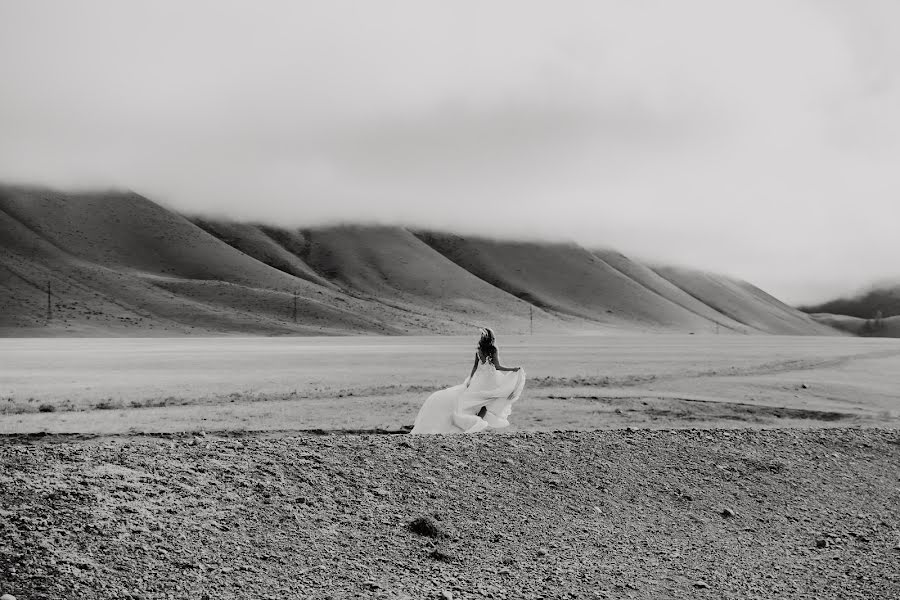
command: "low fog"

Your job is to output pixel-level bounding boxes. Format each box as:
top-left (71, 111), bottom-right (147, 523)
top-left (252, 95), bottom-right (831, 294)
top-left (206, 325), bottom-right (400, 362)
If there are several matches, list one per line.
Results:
top-left (2, 0), bottom-right (900, 305)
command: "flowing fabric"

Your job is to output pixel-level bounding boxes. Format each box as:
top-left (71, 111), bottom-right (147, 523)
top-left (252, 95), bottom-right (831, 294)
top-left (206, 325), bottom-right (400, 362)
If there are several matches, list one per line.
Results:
top-left (411, 361), bottom-right (526, 434)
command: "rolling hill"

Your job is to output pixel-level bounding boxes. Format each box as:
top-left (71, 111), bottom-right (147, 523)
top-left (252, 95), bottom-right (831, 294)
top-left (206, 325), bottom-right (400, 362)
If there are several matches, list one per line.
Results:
top-left (0, 184), bottom-right (840, 336)
top-left (651, 266), bottom-right (837, 336)
top-left (806, 313), bottom-right (900, 337)
top-left (800, 284), bottom-right (900, 320)
top-left (799, 283), bottom-right (900, 338)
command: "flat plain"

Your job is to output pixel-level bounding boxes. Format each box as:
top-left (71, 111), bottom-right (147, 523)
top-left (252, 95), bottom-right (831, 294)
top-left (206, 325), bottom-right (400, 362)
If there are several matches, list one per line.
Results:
top-left (3, 335), bottom-right (900, 599)
top-left (2, 334), bottom-right (899, 435)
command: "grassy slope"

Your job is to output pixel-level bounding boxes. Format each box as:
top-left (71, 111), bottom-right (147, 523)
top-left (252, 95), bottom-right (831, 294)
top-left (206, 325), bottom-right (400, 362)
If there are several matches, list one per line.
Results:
top-left (0, 186), bottom-right (402, 335)
top-left (416, 232), bottom-right (720, 330)
top-left (297, 225), bottom-right (553, 332)
top-left (652, 265), bottom-right (838, 336)
top-left (591, 249), bottom-right (750, 333)
top-left (189, 219), bottom-right (335, 288)
top-left (0, 184), bottom-right (840, 336)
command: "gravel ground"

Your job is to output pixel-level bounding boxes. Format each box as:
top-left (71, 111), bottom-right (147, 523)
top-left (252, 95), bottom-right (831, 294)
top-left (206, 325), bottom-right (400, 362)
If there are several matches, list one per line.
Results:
top-left (1, 428), bottom-right (899, 599)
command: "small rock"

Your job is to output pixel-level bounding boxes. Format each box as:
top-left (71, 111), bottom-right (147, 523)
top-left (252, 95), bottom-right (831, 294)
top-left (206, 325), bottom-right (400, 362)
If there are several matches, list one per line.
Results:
top-left (409, 516), bottom-right (444, 538)
top-left (2, 594), bottom-right (17, 600)
top-left (721, 508), bottom-right (735, 518)
top-left (693, 580), bottom-right (709, 589)
top-left (800, 383), bottom-right (808, 389)
top-left (537, 547), bottom-right (548, 557)
top-left (440, 591), bottom-right (453, 600)
top-left (816, 539), bottom-right (829, 549)
top-left (430, 546), bottom-right (455, 562)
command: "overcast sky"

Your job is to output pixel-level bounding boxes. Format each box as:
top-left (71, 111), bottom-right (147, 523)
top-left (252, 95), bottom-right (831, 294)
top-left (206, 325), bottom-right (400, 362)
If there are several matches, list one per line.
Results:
top-left (2, 1), bottom-right (899, 305)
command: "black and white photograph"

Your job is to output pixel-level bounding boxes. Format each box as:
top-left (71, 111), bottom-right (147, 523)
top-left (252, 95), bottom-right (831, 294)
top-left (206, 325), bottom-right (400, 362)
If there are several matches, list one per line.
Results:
top-left (1, 1), bottom-right (899, 598)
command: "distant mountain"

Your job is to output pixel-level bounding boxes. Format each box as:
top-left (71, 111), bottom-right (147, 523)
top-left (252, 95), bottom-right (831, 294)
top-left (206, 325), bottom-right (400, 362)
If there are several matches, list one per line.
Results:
top-left (800, 283), bottom-right (900, 338)
top-left (0, 184), bottom-right (838, 336)
top-left (806, 313), bottom-right (900, 338)
top-left (800, 284), bottom-right (900, 320)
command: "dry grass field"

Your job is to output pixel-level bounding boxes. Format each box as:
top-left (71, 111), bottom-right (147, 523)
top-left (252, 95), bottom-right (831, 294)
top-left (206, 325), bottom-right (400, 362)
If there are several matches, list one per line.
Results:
top-left (2, 334), bottom-right (899, 436)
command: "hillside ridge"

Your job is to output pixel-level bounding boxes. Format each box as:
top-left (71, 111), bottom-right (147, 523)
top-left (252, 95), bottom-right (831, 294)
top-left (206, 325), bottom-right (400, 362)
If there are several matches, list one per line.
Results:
top-left (0, 184), bottom-right (837, 336)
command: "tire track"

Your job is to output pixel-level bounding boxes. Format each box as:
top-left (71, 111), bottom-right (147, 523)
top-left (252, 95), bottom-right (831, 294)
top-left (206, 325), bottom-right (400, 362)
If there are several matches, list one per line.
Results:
top-left (530, 347), bottom-right (900, 390)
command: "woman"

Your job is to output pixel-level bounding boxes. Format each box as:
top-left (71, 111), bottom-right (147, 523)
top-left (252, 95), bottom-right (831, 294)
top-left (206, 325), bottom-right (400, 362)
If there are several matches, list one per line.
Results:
top-left (411, 328), bottom-right (525, 434)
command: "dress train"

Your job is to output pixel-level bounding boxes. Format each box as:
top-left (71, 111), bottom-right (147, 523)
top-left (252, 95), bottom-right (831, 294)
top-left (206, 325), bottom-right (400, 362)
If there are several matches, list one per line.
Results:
top-left (410, 362), bottom-right (526, 434)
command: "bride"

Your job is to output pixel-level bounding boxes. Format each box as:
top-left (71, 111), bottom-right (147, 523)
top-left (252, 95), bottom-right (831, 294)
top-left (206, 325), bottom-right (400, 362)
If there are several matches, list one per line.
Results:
top-left (411, 328), bottom-right (526, 434)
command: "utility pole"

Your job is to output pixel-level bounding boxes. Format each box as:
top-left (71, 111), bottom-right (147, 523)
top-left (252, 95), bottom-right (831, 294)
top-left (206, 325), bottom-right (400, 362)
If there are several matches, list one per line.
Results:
top-left (292, 291), bottom-right (298, 323)
top-left (46, 279), bottom-right (51, 322)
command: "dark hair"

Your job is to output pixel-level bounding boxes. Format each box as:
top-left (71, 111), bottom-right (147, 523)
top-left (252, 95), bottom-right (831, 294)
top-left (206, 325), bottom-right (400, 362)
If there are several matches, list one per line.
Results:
top-left (477, 327), bottom-right (497, 363)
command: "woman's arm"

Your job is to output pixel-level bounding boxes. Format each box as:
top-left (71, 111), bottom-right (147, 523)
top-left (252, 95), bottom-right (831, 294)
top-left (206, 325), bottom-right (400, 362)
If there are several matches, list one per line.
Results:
top-left (465, 354), bottom-right (479, 387)
top-left (493, 350), bottom-right (521, 372)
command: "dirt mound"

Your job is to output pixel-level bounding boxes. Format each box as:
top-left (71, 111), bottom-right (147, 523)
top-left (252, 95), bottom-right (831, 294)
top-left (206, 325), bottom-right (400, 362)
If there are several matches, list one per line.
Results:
top-left (1, 428), bottom-right (897, 598)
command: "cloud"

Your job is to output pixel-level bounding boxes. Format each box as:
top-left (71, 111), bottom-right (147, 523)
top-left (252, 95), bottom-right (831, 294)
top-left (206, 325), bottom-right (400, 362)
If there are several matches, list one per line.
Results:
top-left (2, 0), bottom-right (900, 304)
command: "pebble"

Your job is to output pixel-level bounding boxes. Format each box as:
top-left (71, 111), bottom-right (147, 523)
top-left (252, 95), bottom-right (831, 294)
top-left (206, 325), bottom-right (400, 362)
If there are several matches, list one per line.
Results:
top-left (429, 546), bottom-right (455, 562)
top-left (693, 580), bottom-right (709, 589)
top-left (537, 547), bottom-right (548, 557)
top-left (721, 508), bottom-right (735, 518)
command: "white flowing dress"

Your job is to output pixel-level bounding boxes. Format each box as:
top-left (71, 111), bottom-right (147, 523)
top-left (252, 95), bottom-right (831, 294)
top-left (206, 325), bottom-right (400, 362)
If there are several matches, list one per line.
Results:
top-left (410, 358), bottom-right (526, 434)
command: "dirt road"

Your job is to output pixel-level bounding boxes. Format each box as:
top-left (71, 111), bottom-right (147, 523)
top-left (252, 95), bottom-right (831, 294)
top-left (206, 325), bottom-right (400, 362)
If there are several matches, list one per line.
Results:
top-left (2, 335), bottom-right (899, 434)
